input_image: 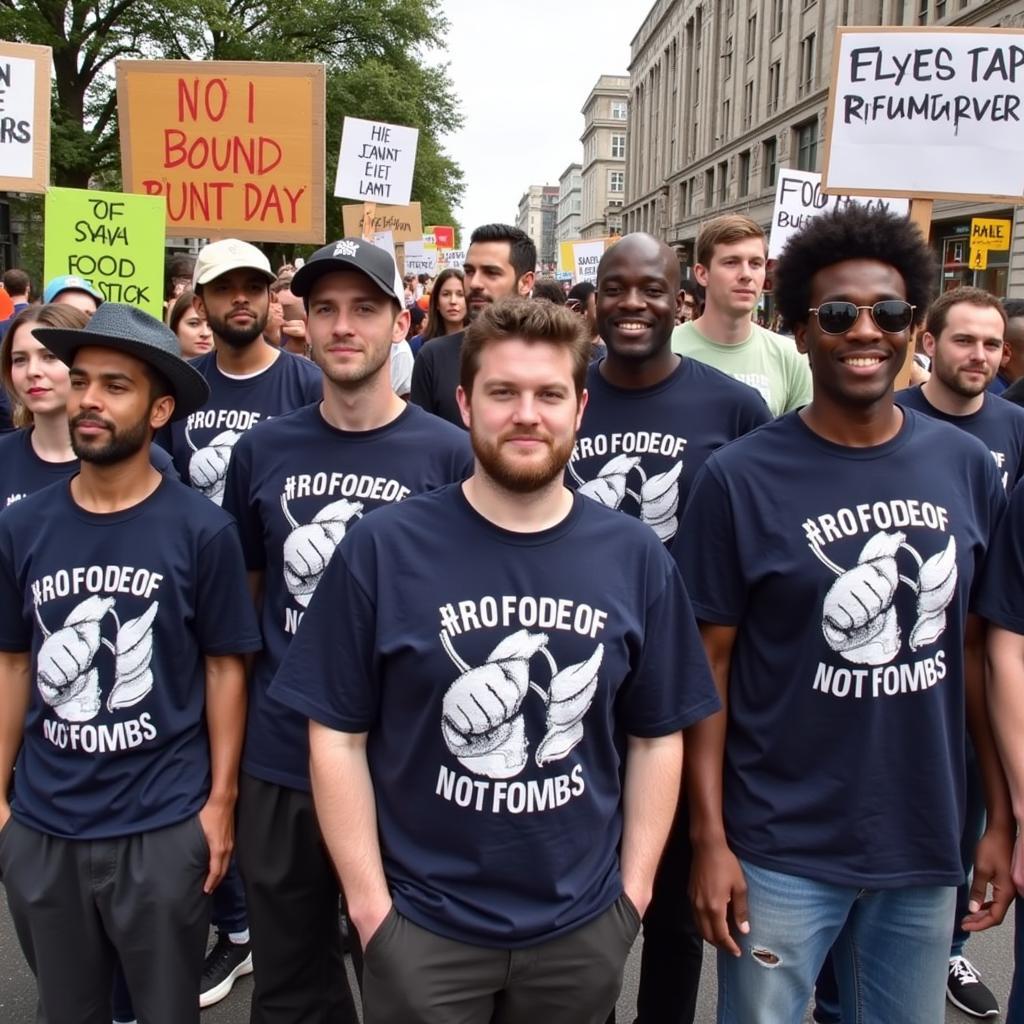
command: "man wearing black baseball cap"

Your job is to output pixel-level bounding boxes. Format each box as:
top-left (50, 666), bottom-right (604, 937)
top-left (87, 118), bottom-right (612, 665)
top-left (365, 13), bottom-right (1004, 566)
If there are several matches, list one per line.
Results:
top-left (0, 304), bottom-right (261, 1024)
top-left (222, 238), bottom-right (471, 1024)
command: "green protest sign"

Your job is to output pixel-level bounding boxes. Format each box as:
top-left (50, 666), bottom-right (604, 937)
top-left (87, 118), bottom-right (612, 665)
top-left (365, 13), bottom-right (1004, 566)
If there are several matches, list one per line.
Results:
top-left (44, 187), bottom-right (166, 317)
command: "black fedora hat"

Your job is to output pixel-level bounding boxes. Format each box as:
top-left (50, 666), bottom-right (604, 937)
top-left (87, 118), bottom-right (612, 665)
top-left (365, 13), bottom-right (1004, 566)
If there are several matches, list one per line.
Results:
top-left (34, 303), bottom-right (210, 422)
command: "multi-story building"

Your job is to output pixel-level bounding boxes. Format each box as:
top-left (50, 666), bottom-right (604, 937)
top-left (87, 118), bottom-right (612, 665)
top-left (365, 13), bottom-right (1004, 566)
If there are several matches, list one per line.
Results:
top-left (624, 0), bottom-right (1024, 296)
top-left (581, 75), bottom-right (630, 239)
top-left (557, 163), bottom-right (583, 243)
top-left (516, 184), bottom-right (561, 271)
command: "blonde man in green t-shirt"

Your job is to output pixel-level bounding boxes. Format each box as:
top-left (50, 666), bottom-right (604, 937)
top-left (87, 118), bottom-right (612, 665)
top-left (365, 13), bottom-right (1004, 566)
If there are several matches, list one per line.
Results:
top-left (671, 214), bottom-right (811, 416)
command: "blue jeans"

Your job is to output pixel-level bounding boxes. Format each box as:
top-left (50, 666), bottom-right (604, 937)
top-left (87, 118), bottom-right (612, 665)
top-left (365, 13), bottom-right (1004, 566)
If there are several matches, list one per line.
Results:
top-left (717, 860), bottom-right (956, 1024)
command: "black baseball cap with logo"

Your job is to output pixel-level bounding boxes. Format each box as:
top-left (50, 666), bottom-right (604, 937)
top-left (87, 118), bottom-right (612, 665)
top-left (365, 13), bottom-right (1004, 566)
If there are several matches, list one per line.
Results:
top-left (290, 238), bottom-right (404, 308)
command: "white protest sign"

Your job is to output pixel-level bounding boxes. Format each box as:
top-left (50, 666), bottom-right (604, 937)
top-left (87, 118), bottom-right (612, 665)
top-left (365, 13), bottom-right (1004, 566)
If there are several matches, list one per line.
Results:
top-left (768, 169), bottom-right (911, 258)
top-left (442, 249), bottom-right (466, 270)
top-left (370, 230), bottom-right (395, 260)
top-left (404, 240), bottom-right (437, 275)
top-left (0, 42), bottom-right (51, 192)
top-left (823, 28), bottom-right (1024, 201)
top-left (334, 117), bottom-right (419, 205)
top-left (573, 240), bottom-right (605, 284)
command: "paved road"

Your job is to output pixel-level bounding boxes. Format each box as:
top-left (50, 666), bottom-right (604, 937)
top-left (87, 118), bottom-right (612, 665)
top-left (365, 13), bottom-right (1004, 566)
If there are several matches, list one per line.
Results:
top-left (0, 896), bottom-right (1016, 1022)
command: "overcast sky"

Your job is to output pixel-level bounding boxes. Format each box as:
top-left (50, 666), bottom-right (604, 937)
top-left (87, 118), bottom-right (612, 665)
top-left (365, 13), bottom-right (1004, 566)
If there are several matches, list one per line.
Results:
top-left (433, 0), bottom-right (642, 241)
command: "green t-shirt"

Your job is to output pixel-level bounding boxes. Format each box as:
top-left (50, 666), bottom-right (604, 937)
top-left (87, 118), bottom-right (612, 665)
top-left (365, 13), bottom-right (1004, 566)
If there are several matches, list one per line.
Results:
top-left (670, 320), bottom-right (811, 417)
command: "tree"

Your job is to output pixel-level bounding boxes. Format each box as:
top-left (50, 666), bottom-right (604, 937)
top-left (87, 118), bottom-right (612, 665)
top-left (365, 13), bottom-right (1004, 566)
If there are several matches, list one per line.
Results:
top-left (0, 0), bottom-right (464, 243)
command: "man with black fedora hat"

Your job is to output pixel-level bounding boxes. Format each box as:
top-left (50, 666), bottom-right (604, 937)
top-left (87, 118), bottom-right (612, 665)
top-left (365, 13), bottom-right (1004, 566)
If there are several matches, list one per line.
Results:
top-left (223, 237), bottom-right (471, 1024)
top-left (0, 304), bottom-right (261, 1024)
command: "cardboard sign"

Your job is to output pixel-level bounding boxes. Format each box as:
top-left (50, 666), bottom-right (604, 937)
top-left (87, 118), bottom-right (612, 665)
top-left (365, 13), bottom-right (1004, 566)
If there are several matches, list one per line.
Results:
top-left (823, 28), bottom-right (1024, 202)
top-left (0, 42), bottom-right (51, 192)
top-left (768, 169), bottom-right (911, 259)
top-left (342, 201), bottom-right (422, 243)
top-left (404, 239), bottom-right (437, 276)
top-left (969, 217), bottom-right (1011, 250)
top-left (44, 187), bottom-right (165, 317)
top-left (334, 117), bottom-right (418, 205)
top-left (441, 249), bottom-right (465, 271)
top-left (117, 60), bottom-right (326, 243)
top-left (429, 225), bottom-right (454, 249)
top-left (370, 230), bottom-right (396, 260)
top-left (573, 240), bottom-right (605, 284)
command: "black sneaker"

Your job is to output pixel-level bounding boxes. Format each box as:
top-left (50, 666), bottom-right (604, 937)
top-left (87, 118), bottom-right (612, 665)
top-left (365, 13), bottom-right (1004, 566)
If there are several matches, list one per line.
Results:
top-left (947, 955), bottom-right (999, 1018)
top-left (199, 932), bottom-right (253, 1009)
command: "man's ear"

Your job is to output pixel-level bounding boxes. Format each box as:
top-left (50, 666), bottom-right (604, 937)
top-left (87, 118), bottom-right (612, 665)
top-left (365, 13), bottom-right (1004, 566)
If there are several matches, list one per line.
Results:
top-left (920, 331), bottom-right (938, 360)
top-left (518, 271), bottom-right (535, 297)
top-left (150, 394), bottom-right (175, 431)
top-left (693, 263), bottom-right (709, 288)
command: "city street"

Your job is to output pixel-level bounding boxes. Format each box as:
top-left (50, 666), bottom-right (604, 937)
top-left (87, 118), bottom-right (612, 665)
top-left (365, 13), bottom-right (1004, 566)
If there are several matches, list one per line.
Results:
top-left (0, 896), bottom-right (1015, 1023)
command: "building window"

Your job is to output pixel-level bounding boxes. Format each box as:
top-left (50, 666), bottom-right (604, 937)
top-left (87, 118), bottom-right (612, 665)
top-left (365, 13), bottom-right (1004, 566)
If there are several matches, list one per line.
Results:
top-left (611, 101), bottom-right (628, 120)
top-left (803, 0), bottom-right (816, 8)
top-left (738, 150), bottom-right (751, 197)
top-left (688, 175), bottom-right (697, 214)
top-left (611, 134), bottom-right (625, 159)
top-left (771, 0), bottom-right (784, 34)
top-left (918, 0), bottom-right (928, 22)
top-left (762, 137), bottom-right (777, 188)
top-left (795, 117), bottom-right (818, 171)
top-left (721, 99), bottom-right (730, 140)
top-left (723, 36), bottom-right (733, 79)
top-left (718, 160), bottom-right (729, 204)
top-left (799, 33), bottom-right (816, 94)
top-left (609, 170), bottom-right (624, 193)
top-left (936, 0), bottom-right (946, 14)
top-left (743, 81), bottom-right (754, 127)
top-left (705, 168), bottom-right (715, 209)
top-left (746, 14), bottom-right (757, 60)
top-left (767, 60), bottom-right (781, 114)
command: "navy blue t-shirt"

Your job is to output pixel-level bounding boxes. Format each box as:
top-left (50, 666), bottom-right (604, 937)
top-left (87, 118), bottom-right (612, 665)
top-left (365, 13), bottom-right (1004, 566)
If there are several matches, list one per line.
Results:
top-left (223, 402), bottom-right (473, 791)
top-left (0, 479), bottom-right (262, 839)
top-left (567, 358), bottom-right (769, 544)
top-left (269, 484), bottom-right (718, 946)
top-left (976, 478), bottom-right (1024, 634)
top-left (164, 349), bottom-right (321, 505)
top-left (898, 385), bottom-right (1024, 491)
top-left (674, 409), bottom-right (1005, 888)
top-left (0, 428), bottom-right (177, 510)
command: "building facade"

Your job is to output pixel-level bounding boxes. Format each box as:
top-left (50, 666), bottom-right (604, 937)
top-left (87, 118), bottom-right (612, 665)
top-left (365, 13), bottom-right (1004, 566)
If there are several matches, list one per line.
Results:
top-left (581, 75), bottom-right (630, 239)
top-left (517, 184), bottom-right (561, 271)
top-left (624, 0), bottom-right (1024, 296)
top-left (557, 163), bottom-right (583, 244)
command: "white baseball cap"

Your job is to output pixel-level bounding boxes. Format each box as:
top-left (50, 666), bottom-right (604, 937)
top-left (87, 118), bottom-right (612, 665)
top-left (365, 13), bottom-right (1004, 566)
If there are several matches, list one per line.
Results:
top-left (192, 239), bottom-right (275, 288)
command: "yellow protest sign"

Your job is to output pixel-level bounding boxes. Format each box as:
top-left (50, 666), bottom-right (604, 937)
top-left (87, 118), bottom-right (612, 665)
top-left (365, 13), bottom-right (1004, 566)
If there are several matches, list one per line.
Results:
top-left (117, 60), bottom-right (326, 243)
top-left (970, 247), bottom-right (989, 271)
top-left (969, 218), bottom-right (1011, 251)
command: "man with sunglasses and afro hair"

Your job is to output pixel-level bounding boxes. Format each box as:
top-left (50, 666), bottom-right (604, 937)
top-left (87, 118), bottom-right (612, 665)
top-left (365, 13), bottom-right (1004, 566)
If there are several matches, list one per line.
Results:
top-left (671, 205), bottom-right (1014, 1024)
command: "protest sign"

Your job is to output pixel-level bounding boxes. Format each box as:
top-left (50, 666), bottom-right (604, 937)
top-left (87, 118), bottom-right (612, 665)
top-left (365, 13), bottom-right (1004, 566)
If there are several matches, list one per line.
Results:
top-left (823, 28), bottom-right (1024, 201)
top-left (0, 42), bottom-right (51, 192)
top-left (768, 169), bottom-right (911, 258)
top-left (969, 217), bottom-right (1011, 249)
top-left (441, 249), bottom-right (465, 271)
top-left (428, 225), bottom-right (455, 249)
top-left (44, 187), bottom-right (165, 317)
top-left (558, 237), bottom-right (617, 276)
top-left (404, 239), bottom-right (437, 276)
top-left (117, 60), bottom-right (325, 243)
top-left (370, 230), bottom-right (396, 260)
top-left (573, 240), bottom-right (606, 284)
top-left (342, 201), bottom-right (423, 243)
top-left (334, 118), bottom-right (418, 206)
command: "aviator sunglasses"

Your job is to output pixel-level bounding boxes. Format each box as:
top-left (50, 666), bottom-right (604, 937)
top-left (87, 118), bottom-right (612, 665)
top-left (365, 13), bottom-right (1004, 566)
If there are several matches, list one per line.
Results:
top-left (807, 300), bottom-right (916, 335)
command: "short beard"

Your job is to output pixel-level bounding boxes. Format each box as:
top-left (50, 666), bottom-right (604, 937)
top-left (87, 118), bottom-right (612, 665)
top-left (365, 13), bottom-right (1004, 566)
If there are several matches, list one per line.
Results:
top-left (313, 339), bottom-right (391, 389)
top-left (207, 309), bottom-right (268, 349)
top-left (70, 410), bottom-right (150, 465)
top-left (940, 365), bottom-right (992, 399)
top-left (469, 426), bottom-right (574, 494)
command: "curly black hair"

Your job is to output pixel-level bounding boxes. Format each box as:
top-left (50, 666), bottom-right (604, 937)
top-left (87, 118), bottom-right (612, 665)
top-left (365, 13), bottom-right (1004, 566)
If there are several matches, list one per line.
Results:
top-left (773, 205), bottom-right (936, 331)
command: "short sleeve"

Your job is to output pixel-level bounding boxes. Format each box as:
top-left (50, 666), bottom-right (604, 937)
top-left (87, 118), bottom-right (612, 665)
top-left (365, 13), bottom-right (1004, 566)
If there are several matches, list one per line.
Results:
top-left (975, 476), bottom-right (1023, 632)
top-left (268, 539), bottom-right (379, 732)
top-left (616, 561), bottom-right (719, 736)
top-left (673, 461), bottom-right (746, 624)
top-left (221, 437), bottom-right (266, 572)
top-left (739, 388), bottom-right (771, 434)
top-left (785, 348), bottom-right (813, 413)
top-left (194, 523), bottom-right (262, 654)
top-left (0, 525), bottom-right (29, 651)
top-left (390, 342), bottom-right (414, 397)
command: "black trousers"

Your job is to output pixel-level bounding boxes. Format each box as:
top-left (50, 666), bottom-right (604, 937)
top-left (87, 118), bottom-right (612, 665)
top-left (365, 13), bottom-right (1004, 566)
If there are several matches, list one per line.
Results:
top-left (362, 895), bottom-right (640, 1024)
top-left (237, 772), bottom-right (361, 1024)
top-left (0, 814), bottom-right (210, 1024)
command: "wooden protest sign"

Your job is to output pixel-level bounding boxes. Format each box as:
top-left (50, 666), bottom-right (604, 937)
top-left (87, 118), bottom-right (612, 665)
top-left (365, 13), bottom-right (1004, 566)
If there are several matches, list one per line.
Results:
top-left (342, 201), bottom-right (423, 243)
top-left (822, 27), bottom-right (1024, 201)
top-left (44, 187), bottom-right (165, 318)
top-left (116, 60), bottom-right (325, 243)
top-left (0, 42), bottom-right (51, 193)
top-left (334, 117), bottom-right (418, 206)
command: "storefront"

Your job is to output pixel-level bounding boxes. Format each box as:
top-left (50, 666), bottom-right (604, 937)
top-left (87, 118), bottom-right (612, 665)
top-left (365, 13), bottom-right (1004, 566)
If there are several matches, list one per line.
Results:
top-left (931, 209), bottom-right (1013, 298)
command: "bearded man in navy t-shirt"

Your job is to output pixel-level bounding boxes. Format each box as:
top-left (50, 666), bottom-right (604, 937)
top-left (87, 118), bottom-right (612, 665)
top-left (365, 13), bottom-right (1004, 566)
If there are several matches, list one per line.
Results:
top-left (270, 296), bottom-right (718, 1024)
top-left (674, 206), bottom-right (1013, 1024)
top-left (0, 305), bottom-right (260, 1024)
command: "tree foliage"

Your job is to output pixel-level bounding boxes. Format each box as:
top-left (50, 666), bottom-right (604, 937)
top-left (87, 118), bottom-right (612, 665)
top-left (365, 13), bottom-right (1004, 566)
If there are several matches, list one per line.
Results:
top-left (0, 0), bottom-right (464, 245)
